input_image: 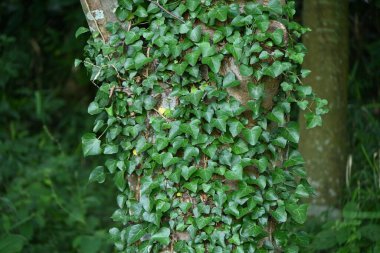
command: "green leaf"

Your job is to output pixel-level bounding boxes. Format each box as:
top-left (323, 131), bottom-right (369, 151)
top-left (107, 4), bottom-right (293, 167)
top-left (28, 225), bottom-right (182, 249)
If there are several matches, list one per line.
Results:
top-left (156, 137), bottom-right (169, 151)
top-left (286, 203), bottom-right (308, 224)
top-left (267, 107), bottom-right (285, 125)
top-left (284, 151), bottom-right (304, 167)
top-left (185, 49), bottom-right (201, 66)
top-left (228, 120), bottom-right (244, 137)
top-left (184, 179), bottom-right (199, 193)
top-left (127, 224), bottom-right (146, 245)
top-left (226, 44), bottom-right (243, 60)
top-left (188, 25), bottom-right (202, 42)
top-left (88, 101), bottom-right (102, 115)
top-left (223, 72), bottom-right (240, 88)
top-left (242, 126), bottom-right (262, 146)
top-left (282, 122), bottom-right (300, 143)
top-left (212, 6), bottom-right (229, 22)
top-left (134, 52), bottom-right (152, 70)
top-left (82, 133), bottom-right (101, 156)
top-left (272, 206), bottom-right (287, 223)
top-left (134, 5), bottom-right (148, 18)
top-left (239, 64), bottom-right (253, 77)
top-left (211, 117), bottom-right (227, 132)
top-left (114, 171), bottom-right (126, 191)
top-left (173, 62), bottom-right (188, 75)
top-left (267, 0), bottom-right (283, 15)
top-left (254, 157), bottom-right (269, 173)
top-left (197, 42), bottom-right (216, 57)
top-left (248, 83), bottom-right (264, 100)
top-left (151, 228), bottom-right (171, 246)
top-left (305, 113), bottom-right (322, 128)
top-left (124, 31), bottom-right (140, 44)
top-left (0, 234), bottom-right (24, 253)
top-left (74, 59), bottom-right (82, 67)
top-left (195, 216), bottom-right (212, 229)
top-left (225, 164), bottom-right (243, 180)
top-left (202, 54), bottom-right (223, 73)
top-left (180, 119), bottom-right (200, 139)
top-left (181, 166), bottom-right (197, 181)
top-left (183, 146), bottom-right (199, 161)
top-left (271, 29), bottom-right (284, 45)
top-left (232, 140), bottom-right (249, 154)
top-left (186, 0), bottom-right (200, 11)
top-left (75, 27), bottom-right (89, 38)
top-left (89, 166), bottom-right (106, 183)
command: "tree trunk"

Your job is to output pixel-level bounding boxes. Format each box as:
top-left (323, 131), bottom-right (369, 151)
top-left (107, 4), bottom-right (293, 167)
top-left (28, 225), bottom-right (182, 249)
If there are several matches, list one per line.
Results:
top-left (300, 0), bottom-right (349, 215)
top-left (80, 0), bottom-right (292, 251)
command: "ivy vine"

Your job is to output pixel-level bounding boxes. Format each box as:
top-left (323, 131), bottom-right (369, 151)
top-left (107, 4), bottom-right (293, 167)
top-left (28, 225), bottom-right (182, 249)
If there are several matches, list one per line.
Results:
top-left (77, 0), bottom-right (328, 252)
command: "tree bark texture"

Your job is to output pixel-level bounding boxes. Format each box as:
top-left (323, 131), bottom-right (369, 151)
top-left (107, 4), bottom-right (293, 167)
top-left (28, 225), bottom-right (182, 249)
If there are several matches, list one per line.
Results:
top-left (300, 0), bottom-right (349, 214)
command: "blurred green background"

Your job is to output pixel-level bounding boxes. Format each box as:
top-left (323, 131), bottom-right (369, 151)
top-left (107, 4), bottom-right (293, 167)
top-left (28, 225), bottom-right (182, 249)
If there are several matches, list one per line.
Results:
top-left (0, 0), bottom-right (379, 252)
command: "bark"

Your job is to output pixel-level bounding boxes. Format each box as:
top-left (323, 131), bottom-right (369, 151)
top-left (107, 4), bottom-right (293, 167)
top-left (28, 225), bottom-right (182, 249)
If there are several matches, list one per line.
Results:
top-left (300, 0), bottom-right (349, 215)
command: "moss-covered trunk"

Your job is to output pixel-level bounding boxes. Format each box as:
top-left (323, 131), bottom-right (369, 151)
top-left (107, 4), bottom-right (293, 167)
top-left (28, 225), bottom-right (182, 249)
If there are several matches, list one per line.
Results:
top-left (300, 0), bottom-right (349, 214)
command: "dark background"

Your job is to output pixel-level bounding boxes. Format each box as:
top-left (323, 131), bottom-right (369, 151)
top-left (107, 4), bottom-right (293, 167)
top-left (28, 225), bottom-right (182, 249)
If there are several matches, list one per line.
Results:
top-left (0, 0), bottom-right (379, 252)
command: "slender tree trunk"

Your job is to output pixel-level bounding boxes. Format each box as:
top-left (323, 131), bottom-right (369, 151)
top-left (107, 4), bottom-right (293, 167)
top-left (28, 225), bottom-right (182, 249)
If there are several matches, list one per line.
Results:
top-left (300, 0), bottom-right (349, 215)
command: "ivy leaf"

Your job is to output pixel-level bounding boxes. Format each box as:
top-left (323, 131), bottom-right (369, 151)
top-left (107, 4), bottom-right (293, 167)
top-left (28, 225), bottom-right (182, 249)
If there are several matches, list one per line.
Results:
top-left (226, 44), bottom-right (242, 60)
top-left (305, 113), bottom-right (322, 128)
top-left (232, 140), bottom-right (249, 155)
top-left (134, 5), bottom-right (148, 18)
top-left (211, 117), bottom-right (227, 132)
top-left (186, 0), bottom-right (200, 11)
top-left (267, 107), bottom-right (285, 125)
top-left (173, 62), bottom-right (188, 75)
top-left (89, 166), bottom-right (105, 183)
top-left (242, 126), bottom-right (262, 146)
top-left (185, 49), bottom-right (201, 66)
top-left (195, 216), bottom-right (212, 229)
top-left (211, 6), bottom-right (229, 22)
top-left (183, 146), bottom-right (200, 161)
top-left (239, 64), bottom-right (253, 77)
top-left (126, 224), bottom-right (146, 245)
top-left (267, 0), bottom-right (283, 15)
top-left (151, 228), bottom-right (171, 246)
top-left (202, 54), bottom-right (223, 73)
top-left (223, 72), bottom-right (240, 88)
top-left (75, 27), bottom-right (89, 38)
top-left (188, 25), bottom-right (202, 42)
top-left (284, 151), bottom-right (304, 168)
top-left (184, 179), bottom-right (199, 193)
top-left (82, 133), bottom-right (101, 156)
top-left (180, 119), bottom-right (200, 139)
top-left (286, 203), bottom-right (308, 224)
top-left (181, 166), bottom-right (197, 181)
top-left (228, 120), bottom-right (244, 137)
top-left (254, 157), bottom-right (269, 173)
top-left (271, 29), bottom-right (284, 45)
top-left (197, 42), bottom-right (216, 57)
top-left (248, 83), bottom-right (264, 100)
top-left (225, 164), bottom-right (243, 180)
top-left (114, 171), bottom-right (126, 192)
top-left (88, 101), bottom-right (102, 115)
top-left (272, 206), bottom-right (287, 223)
top-left (282, 122), bottom-right (300, 143)
top-left (124, 31), bottom-right (140, 45)
top-left (156, 137), bottom-right (169, 151)
top-left (134, 52), bottom-right (152, 70)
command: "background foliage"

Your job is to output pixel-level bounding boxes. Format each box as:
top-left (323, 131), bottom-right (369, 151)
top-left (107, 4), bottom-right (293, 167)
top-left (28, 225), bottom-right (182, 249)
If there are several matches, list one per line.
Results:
top-left (0, 1), bottom-right (115, 252)
top-left (0, 0), bottom-right (379, 252)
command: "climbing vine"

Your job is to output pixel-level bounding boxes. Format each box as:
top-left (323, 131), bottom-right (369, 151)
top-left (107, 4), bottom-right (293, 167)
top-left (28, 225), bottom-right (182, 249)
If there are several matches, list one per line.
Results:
top-left (77, 0), bottom-right (328, 252)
